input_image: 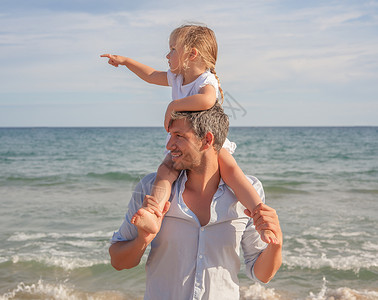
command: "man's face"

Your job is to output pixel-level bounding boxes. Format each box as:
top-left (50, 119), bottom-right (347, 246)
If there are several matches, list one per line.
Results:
top-left (166, 118), bottom-right (203, 171)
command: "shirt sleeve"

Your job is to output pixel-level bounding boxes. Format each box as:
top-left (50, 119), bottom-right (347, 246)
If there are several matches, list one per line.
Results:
top-left (110, 173), bottom-right (156, 244)
top-left (241, 176), bottom-right (268, 282)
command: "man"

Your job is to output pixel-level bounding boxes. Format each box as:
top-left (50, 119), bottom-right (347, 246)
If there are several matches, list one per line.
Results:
top-left (109, 103), bottom-right (282, 299)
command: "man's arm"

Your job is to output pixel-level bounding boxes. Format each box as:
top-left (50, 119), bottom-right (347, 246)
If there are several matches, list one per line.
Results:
top-left (109, 228), bottom-right (154, 270)
top-left (245, 203), bottom-right (282, 283)
top-left (109, 197), bottom-right (170, 271)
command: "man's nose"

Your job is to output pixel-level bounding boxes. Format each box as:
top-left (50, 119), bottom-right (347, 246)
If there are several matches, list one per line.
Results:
top-left (166, 52), bottom-right (170, 59)
top-left (166, 134), bottom-right (174, 151)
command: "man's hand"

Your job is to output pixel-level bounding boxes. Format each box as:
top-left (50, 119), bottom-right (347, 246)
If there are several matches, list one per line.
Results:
top-left (245, 203), bottom-right (283, 283)
top-left (136, 195), bottom-right (171, 244)
top-left (109, 196), bottom-right (170, 271)
top-left (245, 203), bottom-right (282, 245)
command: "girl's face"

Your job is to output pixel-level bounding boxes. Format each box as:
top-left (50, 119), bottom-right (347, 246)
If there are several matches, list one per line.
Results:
top-left (166, 40), bottom-right (181, 74)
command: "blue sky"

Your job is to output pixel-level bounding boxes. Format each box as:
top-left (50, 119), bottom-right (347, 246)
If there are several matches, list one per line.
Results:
top-left (1, 0), bottom-right (377, 127)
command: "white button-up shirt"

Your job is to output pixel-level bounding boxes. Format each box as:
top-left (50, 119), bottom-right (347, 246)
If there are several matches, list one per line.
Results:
top-left (111, 171), bottom-right (267, 300)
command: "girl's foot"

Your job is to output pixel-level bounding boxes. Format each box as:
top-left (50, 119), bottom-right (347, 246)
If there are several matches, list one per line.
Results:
top-left (131, 208), bottom-right (160, 234)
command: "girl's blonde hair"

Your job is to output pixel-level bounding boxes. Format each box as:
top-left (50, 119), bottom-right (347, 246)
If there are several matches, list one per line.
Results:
top-left (170, 24), bottom-right (224, 103)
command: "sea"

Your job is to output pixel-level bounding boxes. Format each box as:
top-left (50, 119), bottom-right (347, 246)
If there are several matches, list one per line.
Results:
top-left (0, 126), bottom-right (377, 300)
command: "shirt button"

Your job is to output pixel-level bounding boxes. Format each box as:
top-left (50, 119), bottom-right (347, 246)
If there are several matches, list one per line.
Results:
top-left (201, 228), bottom-right (204, 232)
top-left (199, 255), bottom-right (203, 259)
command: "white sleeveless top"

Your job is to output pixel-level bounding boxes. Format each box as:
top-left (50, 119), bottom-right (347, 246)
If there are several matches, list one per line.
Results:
top-left (167, 69), bottom-right (220, 101)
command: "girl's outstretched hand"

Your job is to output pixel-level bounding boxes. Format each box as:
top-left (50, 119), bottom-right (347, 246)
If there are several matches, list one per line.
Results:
top-left (100, 54), bottom-right (126, 67)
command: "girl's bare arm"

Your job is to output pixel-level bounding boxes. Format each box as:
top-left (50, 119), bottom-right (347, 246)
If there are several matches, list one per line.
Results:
top-left (164, 85), bottom-right (216, 130)
top-left (101, 54), bottom-right (168, 86)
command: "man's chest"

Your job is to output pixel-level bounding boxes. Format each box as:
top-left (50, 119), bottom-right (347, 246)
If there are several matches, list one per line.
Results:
top-left (182, 190), bottom-right (213, 226)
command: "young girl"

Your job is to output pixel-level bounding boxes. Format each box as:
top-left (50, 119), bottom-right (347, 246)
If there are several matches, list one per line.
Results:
top-left (101, 24), bottom-right (278, 244)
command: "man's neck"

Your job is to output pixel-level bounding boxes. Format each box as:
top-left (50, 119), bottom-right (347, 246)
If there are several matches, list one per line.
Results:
top-left (185, 153), bottom-right (220, 196)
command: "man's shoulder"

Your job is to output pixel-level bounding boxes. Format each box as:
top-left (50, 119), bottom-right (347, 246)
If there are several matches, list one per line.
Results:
top-left (141, 172), bottom-right (157, 182)
top-left (134, 172), bottom-right (157, 192)
top-left (138, 170), bottom-right (185, 184)
top-left (220, 174), bottom-right (263, 192)
top-left (136, 170), bottom-right (185, 192)
top-left (245, 175), bottom-right (265, 203)
top-left (222, 174), bottom-right (265, 203)
top-left (245, 175), bottom-right (262, 186)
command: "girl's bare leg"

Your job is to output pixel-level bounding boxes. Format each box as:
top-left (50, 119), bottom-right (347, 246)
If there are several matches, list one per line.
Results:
top-left (131, 154), bottom-right (179, 234)
top-left (219, 149), bottom-right (278, 244)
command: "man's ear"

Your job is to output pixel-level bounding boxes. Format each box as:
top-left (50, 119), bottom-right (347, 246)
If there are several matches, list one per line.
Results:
top-left (202, 132), bottom-right (215, 149)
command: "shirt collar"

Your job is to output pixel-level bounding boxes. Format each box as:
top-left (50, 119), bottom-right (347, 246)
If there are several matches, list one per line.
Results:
top-left (177, 170), bottom-right (226, 189)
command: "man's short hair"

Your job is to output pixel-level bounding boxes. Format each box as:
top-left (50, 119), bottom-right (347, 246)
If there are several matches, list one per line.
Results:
top-left (170, 102), bottom-right (229, 151)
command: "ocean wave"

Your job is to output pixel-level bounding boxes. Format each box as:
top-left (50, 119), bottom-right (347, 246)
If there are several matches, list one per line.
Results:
top-left (2, 277), bottom-right (378, 300)
top-left (301, 227), bottom-right (372, 239)
top-left (2, 171), bottom-right (143, 187)
top-left (306, 277), bottom-right (378, 300)
top-left (4, 231), bottom-right (113, 271)
top-left (240, 283), bottom-right (280, 300)
top-left (362, 241), bottom-right (378, 251)
top-left (64, 240), bottom-right (100, 248)
top-left (86, 171), bottom-right (142, 182)
top-left (239, 280), bottom-right (378, 300)
top-left (0, 279), bottom-right (127, 300)
top-left (339, 169), bottom-right (378, 177)
top-left (10, 254), bottom-right (109, 271)
top-left (7, 232), bottom-right (48, 241)
top-left (5, 175), bottom-right (65, 183)
top-left (261, 177), bottom-right (313, 195)
top-left (3, 174), bottom-right (77, 187)
top-left (7, 231), bottom-right (112, 242)
top-left (283, 234), bottom-right (378, 273)
top-left (0, 150), bottom-right (37, 158)
top-left (264, 186), bottom-right (309, 195)
top-left (0, 157), bottom-right (12, 164)
top-left (266, 170), bottom-right (315, 178)
top-left (348, 188), bottom-right (378, 195)
top-left (283, 252), bottom-right (378, 274)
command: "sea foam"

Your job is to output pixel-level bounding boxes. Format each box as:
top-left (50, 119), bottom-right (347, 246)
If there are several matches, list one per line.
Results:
top-left (283, 251), bottom-right (378, 274)
top-left (7, 231), bottom-right (112, 242)
top-left (307, 277), bottom-right (378, 300)
top-left (240, 283), bottom-right (280, 300)
top-left (5, 231), bottom-right (112, 271)
top-left (0, 280), bottom-right (126, 300)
